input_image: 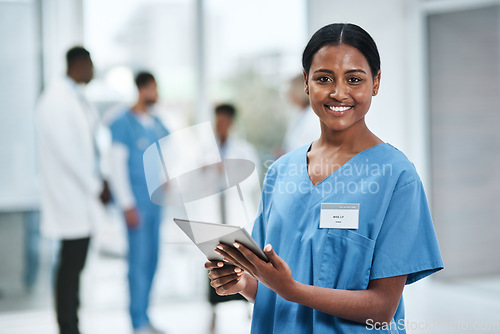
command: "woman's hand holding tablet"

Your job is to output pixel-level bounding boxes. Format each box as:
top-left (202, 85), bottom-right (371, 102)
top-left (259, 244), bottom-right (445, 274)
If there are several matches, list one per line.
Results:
top-left (209, 242), bottom-right (296, 302)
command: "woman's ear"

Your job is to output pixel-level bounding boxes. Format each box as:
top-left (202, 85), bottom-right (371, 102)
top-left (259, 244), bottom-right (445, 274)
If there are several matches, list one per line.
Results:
top-left (303, 69), bottom-right (309, 95)
top-left (372, 70), bottom-right (381, 96)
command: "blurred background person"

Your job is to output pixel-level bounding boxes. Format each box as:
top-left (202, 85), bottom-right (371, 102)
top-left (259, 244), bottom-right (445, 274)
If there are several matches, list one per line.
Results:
top-left (207, 103), bottom-right (260, 333)
top-left (36, 46), bottom-right (111, 334)
top-left (108, 71), bottom-right (169, 334)
top-left (282, 73), bottom-right (320, 153)
top-left (22, 210), bottom-right (40, 293)
top-left (214, 103), bottom-right (260, 172)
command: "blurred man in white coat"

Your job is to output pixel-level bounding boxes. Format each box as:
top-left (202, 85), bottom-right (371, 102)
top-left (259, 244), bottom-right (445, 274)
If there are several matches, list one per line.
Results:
top-left (36, 46), bottom-right (110, 334)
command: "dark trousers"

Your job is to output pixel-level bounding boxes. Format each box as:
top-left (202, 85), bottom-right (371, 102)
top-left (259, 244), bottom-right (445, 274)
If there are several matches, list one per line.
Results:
top-left (56, 237), bottom-right (90, 334)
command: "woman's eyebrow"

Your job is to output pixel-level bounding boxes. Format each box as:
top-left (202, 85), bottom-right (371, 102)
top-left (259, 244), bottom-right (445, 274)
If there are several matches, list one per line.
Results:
top-left (345, 69), bottom-right (366, 74)
top-left (313, 69), bottom-right (367, 75)
top-left (314, 69), bottom-right (334, 74)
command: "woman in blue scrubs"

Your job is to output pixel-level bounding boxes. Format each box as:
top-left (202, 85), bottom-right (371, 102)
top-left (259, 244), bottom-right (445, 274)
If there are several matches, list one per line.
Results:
top-left (206, 23), bottom-right (443, 333)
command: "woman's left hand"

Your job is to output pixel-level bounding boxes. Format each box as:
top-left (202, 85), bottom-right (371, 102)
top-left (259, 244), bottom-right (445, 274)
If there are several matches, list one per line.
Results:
top-left (215, 243), bottom-right (296, 300)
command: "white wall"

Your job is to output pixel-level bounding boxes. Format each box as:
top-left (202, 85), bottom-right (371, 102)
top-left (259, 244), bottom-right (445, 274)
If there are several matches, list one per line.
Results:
top-left (41, 0), bottom-right (85, 84)
top-left (0, 1), bottom-right (41, 210)
top-left (0, 0), bottom-right (84, 211)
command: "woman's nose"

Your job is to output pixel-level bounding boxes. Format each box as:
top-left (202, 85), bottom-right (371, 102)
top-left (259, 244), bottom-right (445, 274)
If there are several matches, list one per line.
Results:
top-left (329, 83), bottom-right (348, 100)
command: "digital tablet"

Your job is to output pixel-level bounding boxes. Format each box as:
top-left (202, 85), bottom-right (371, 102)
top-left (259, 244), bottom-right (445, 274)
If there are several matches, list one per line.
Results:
top-left (173, 218), bottom-right (269, 262)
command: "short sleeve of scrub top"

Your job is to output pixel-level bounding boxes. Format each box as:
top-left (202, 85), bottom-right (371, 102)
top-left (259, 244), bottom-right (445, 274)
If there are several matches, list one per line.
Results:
top-left (110, 113), bottom-right (133, 147)
top-left (370, 177), bottom-right (443, 284)
top-left (250, 143), bottom-right (443, 334)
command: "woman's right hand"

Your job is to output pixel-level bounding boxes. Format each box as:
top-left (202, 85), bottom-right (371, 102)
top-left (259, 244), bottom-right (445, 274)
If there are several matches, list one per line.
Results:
top-left (205, 260), bottom-right (246, 296)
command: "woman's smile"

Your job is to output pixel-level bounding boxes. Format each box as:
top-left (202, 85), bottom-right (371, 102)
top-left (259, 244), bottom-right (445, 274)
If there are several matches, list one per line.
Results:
top-left (325, 104), bottom-right (353, 116)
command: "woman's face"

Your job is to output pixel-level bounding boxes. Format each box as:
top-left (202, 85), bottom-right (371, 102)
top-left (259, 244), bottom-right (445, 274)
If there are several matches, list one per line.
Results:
top-left (304, 44), bottom-right (380, 133)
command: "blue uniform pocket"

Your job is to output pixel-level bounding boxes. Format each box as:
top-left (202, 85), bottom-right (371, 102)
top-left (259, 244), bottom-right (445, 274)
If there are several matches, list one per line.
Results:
top-left (317, 229), bottom-right (375, 290)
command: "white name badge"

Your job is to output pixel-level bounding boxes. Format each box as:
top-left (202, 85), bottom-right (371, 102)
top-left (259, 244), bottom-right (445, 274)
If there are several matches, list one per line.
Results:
top-left (320, 203), bottom-right (359, 229)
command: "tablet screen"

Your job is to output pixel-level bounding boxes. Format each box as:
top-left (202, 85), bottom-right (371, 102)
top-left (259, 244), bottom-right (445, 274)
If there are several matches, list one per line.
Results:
top-left (173, 218), bottom-right (269, 262)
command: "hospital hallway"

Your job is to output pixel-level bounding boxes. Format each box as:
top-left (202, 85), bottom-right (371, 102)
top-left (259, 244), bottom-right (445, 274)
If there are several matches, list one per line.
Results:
top-left (0, 211), bottom-right (499, 334)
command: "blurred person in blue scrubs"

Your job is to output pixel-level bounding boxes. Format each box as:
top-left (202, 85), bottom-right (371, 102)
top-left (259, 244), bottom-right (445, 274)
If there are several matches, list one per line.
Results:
top-left (206, 23), bottom-right (444, 333)
top-left (36, 46), bottom-right (111, 334)
top-left (23, 210), bottom-right (40, 292)
top-left (108, 72), bottom-right (169, 334)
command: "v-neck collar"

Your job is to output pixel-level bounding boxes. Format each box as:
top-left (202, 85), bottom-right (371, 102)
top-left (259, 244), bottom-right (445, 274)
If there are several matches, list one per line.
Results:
top-left (303, 142), bottom-right (387, 188)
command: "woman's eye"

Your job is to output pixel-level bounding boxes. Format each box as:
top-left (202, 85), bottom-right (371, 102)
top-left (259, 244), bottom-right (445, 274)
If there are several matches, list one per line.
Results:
top-left (348, 77), bottom-right (362, 84)
top-left (316, 76), bottom-right (331, 83)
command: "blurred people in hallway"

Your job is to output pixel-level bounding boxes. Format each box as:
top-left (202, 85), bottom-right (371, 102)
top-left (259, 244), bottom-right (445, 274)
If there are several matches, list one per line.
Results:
top-left (208, 103), bottom-right (259, 333)
top-left (36, 46), bottom-right (111, 334)
top-left (108, 72), bottom-right (169, 334)
top-left (282, 73), bottom-right (320, 153)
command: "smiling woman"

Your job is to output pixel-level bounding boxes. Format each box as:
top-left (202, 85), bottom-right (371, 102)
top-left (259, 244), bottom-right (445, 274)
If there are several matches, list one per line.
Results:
top-left (302, 23), bottom-right (383, 186)
top-left (206, 23), bottom-right (444, 334)
top-left (305, 43), bottom-right (380, 135)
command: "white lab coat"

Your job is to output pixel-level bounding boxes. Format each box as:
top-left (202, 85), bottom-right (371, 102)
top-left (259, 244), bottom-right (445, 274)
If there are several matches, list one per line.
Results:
top-left (36, 77), bottom-right (107, 239)
top-left (218, 135), bottom-right (260, 174)
top-left (283, 105), bottom-right (321, 153)
top-left (183, 135), bottom-right (261, 232)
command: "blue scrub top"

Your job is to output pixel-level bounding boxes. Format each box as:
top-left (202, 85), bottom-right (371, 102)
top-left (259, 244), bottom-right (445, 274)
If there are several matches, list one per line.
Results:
top-left (251, 143), bottom-right (443, 334)
top-left (110, 110), bottom-right (169, 209)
